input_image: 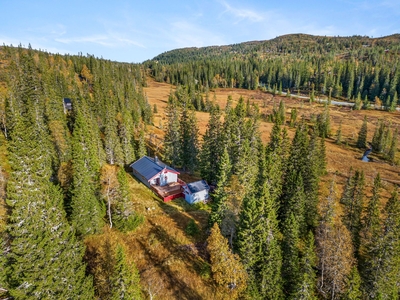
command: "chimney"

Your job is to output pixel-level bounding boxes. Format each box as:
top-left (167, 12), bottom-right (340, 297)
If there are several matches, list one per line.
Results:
top-left (154, 155), bottom-right (159, 164)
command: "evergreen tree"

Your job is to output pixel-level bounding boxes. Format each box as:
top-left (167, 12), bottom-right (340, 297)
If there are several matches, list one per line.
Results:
top-left (265, 123), bottom-right (286, 202)
top-left (163, 93), bottom-right (181, 167)
top-left (340, 170), bottom-right (365, 254)
top-left (104, 106), bottom-right (124, 166)
top-left (180, 105), bottom-right (199, 173)
top-left (361, 173), bottom-right (382, 243)
top-left (316, 103), bottom-right (330, 138)
top-left (363, 190), bottom-right (400, 299)
top-left (207, 223), bottom-right (247, 299)
top-left (335, 121), bottom-right (342, 145)
top-left (291, 231), bottom-right (318, 300)
top-left (342, 267), bottom-right (362, 300)
top-left (281, 213), bottom-right (301, 296)
top-left (136, 126), bottom-right (147, 158)
top-left (199, 106), bottom-right (222, 184)
top-left (118, 110), bottom-right (136, 165)
top-left (70, 108), bottom-right (105, 236)
top-left (356, 116), bottom-right (368, 149)
top-left (4, 105), bottom-right (94, 299)
top-left (111, 244), bottom-right (142, 300)
top-left (316, 180), bottom-right (355, 300)
top-left (354, 92), bottom-right (362, 110)
top-left (209, 147), bottom-right (231, 226)
top-left (237, 153), bottom-right (283, 299)
top-left (387, 127), bottom-right (398, 164)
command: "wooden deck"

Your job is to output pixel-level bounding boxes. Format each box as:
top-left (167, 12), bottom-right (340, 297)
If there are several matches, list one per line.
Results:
top-left (150, 180), bottom-right (186, 202)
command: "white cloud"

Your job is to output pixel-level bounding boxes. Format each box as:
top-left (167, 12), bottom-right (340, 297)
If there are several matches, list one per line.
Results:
top-left (219, 0), bottom-right (264, 23)
top-left (55, 32), bottom-right (145, 48)
top-left (164, 20), bottom-right (226, 48)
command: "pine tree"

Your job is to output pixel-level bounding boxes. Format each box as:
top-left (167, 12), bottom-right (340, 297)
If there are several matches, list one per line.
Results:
top-left (111, 244), bottom-right (142, 300)
top-left (207, 223), bottom-right (247, 299)
top-left (4, 105), bottom-right (94, 299)
top-left (356, 116), bottom-right (368, 149)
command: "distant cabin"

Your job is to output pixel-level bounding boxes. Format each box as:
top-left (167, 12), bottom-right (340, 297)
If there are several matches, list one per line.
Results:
top-left (130, 156), bottom-right (179, 187)
top-left (63, 98), bottom-right (72, 113)
top-left (183, 180), bottom-right (210, 204)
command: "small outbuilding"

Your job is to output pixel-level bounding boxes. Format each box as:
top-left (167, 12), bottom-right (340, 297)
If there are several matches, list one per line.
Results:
top-left (63, 98), bottom-right (72, 113)
top-left (183, 180), bottom-right (210, 204)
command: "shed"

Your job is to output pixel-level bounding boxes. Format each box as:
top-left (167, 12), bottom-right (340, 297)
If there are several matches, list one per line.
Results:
top-left (63, 98), bottom-right (72, 113)
top-left (130, 156), bottom-right (180, 188)
top-left (183, 180), bottom-right (210, 204)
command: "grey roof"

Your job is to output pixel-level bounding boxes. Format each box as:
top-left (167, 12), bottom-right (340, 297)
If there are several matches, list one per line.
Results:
top-left (63, 98), bottom-right (72, 110)
top-left (187, 180), bottom-right (210, 193)
top-left (130, 156), bottom-right (178, 181)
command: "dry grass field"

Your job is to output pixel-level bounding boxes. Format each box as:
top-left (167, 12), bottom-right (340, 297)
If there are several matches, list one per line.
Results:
top-left (144, 78), bottom-right (400, 189)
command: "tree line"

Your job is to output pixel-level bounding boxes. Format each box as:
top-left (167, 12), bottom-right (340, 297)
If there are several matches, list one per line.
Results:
top-left (145, 34), bottom-right (400, 109)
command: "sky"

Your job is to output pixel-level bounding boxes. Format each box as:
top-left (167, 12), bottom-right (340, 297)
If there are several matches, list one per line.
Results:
top-left (1, 0), bottom-right (400, 63)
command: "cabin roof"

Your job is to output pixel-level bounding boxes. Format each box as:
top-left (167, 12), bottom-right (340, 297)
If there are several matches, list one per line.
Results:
top-left (130, 156), bottom-right (179, 181)
top-left (187, 180), bottom-right (210, 194)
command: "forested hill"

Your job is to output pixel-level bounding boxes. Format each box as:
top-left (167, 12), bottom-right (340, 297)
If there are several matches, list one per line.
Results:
top-left (152, 34), bottom-right (400, 63)
top-left (146, 34), bottom-right (400, 105)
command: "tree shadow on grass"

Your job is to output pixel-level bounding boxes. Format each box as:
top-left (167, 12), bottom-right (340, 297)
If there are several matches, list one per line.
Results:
top-left (137, 220), bottom-right (214, 299)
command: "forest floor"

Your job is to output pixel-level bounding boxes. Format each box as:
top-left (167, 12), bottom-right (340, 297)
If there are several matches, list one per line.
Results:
top-left (90, 78), bottom-right (400, 299)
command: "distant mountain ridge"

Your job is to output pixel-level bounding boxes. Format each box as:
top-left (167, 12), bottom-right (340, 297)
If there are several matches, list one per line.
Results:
top-left (151, 33), bottom-right (400, 63)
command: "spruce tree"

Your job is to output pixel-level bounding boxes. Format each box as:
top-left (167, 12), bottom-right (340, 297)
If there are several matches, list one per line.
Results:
top-left (164, 93), bottom-right (181, 167)
top-left (104, 105), bottom-right (124, 166)
top-left (342, 267), bottom-right (362, 300)
top-left (291, 231), bottom-right (318, 300)
top-left (316, 180), bottom-right (355, 299)
top-left (70, 108), bottom-right (105, 236)
top-left (4, 106), bottom-right (94, 299)
top-left (237, 153), bottom-right (283, 299)
top-left (281, 213), bottom-right (301, 296)
top-left (180, 106), bottom-right (199, 173)
top-left (199, 105), bottom-right (222, 184)
top-left (207, 223), bottom-right (247, 299)
top-left (209, 147), bottom-right (231, 226)
top-left (356, 116), bottom-right (368, 149)
top-left (111, 244), bottom-right (142, 300)
top-left (335, 121), bottom-right (342, 144)
top-left (340, 170), bottom-right (365, 254)
top-left (363, 190), bottom-right (400, 299)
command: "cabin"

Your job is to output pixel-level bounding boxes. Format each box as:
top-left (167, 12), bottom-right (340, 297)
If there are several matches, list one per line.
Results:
top-left (63, 98), bottom-right (72, 113)
top-left (130, 156), bottom-right (185, 201)
top-left (183, 180), bottom-right (210, 204)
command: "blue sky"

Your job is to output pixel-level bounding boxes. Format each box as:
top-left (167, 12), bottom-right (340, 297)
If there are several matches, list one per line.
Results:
top-left (1, 0), bottom-right (399, 63)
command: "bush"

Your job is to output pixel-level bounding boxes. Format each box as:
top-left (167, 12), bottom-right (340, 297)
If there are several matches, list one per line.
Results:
top-left (185, 219), bottom-right (200, 236)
